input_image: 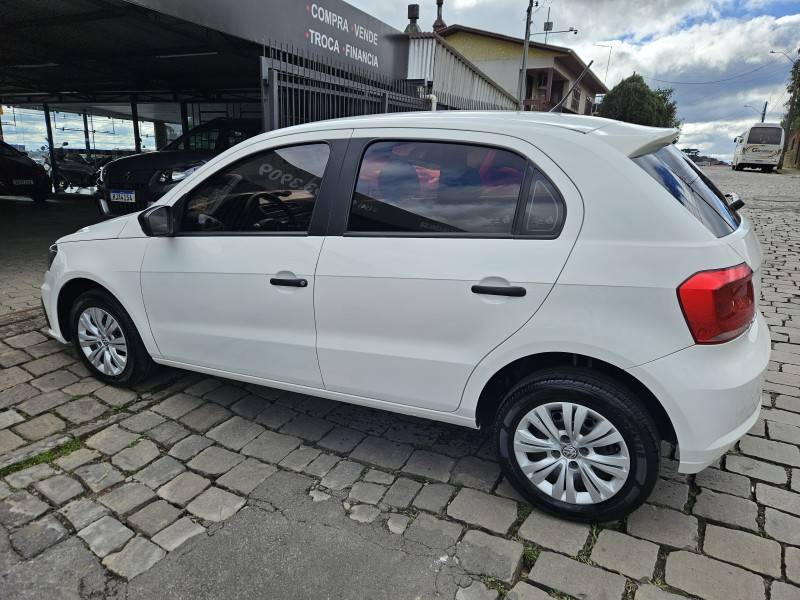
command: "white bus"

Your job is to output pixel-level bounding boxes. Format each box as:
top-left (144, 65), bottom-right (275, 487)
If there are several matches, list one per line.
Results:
top-left (732, 123), bottom-right (784, 172)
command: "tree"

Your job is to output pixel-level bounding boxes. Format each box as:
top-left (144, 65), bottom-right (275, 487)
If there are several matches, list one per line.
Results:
top-left (598, 74), bottom-right (681, 128)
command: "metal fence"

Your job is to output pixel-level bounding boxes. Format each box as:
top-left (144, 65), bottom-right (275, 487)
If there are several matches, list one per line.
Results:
top-left (260, 44), bottom-right (511, 131)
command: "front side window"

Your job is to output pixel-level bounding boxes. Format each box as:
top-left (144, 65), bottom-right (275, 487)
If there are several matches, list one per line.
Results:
top-left (180, 143), bottom-right (330, 233)
top-left (747, 127), bottom-right (782, 145)
top-left (348, 141), bottom-right (526, 235)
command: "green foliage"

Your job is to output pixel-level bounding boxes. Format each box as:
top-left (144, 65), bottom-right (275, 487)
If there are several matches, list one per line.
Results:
top-left (598, 74), bottom-right (681, 128)
top-left (0, 438), bottom-right (83, 478)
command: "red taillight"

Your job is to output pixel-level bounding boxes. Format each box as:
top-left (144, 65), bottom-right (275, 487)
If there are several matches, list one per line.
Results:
top-left (677, 263), bottom-right (755, 344)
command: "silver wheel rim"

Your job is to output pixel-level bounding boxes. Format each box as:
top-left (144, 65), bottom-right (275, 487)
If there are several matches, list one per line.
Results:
top-left (77, 307), bottom-right (127, 377)
top-left (513, 402), bottom-right (630, 505)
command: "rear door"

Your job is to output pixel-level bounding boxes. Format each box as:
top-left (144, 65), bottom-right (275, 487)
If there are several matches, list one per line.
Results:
top-left (314, 129), bottom-right (583, 412)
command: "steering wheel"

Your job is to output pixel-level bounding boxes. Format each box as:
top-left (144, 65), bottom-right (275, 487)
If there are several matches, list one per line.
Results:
top-left (247, 191), bottom-right (298, 230)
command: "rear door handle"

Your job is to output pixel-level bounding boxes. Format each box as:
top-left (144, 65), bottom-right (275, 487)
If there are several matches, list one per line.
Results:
top-left (270, 277), bottom-right (308, 288)
top-left (471, 285), bottom-right (526, 297)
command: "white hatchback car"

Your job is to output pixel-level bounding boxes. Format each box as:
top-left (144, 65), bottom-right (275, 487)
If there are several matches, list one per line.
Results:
top-left (42, 112), bottom-right (769, 522)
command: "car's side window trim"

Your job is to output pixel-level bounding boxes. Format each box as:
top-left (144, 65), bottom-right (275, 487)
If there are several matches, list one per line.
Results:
top-left (171, 138), bottom-right (348, 237)
top-left (330, 137), bottom-right (566, 240)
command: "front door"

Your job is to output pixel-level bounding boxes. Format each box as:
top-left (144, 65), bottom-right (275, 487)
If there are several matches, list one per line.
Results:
top-left (141, 137), bottom-right (341, 388)
top-left (314, 130), bottom-right (582, 412)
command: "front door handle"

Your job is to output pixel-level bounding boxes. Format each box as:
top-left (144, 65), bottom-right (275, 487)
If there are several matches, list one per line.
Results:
top-left (270, 277), bottom-right (308, 288)
top-left (471, 285), bottom-right (526, 297)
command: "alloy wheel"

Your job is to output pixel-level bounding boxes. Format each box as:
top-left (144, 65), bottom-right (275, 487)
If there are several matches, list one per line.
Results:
top-left (77, 307), bottom-right (128, 376)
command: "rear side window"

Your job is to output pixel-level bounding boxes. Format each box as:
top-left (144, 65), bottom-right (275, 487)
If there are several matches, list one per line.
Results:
top-left (747, 127), bottom-right (782, 145)
top-left (633, 145), bottom-right (739, 238)
top-left (348, 141), bottom-right (526, 235)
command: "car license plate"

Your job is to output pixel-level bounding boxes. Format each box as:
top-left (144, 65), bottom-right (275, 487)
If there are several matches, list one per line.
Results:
top-left (12, 179), bottom-right (34, 186)
top-left (110, 190), bottom-right (136, 203)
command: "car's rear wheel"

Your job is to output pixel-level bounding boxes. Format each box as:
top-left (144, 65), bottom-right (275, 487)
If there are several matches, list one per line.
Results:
top-left (495, 367), bottom-right (660, 523)
top-left (69, 289), bottom-right (156, 386)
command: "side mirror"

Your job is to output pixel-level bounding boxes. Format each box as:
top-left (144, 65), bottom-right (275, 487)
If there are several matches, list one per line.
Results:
top-left (138, 205), bottom-right (175, 237)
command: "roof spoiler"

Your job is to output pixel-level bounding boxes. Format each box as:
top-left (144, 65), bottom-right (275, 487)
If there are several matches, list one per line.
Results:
top-left (587, 121), bottom-right (680, 158)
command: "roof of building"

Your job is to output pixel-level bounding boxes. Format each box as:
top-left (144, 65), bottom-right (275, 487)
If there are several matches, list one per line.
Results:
top-left (437, 24), bottom-right (608, 94)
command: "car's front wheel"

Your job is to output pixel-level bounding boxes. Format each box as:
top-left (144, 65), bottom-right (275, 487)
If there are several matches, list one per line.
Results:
top-left (69, 289), bottom-right (156, 386)
top-left (495, 367), bottom-right (660, 523)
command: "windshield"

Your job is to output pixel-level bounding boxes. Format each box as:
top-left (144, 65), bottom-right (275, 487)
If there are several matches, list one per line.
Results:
top-left (633, 145), bottom-right (739, 238)
top-left (747, 127), bottom-right (782, 145)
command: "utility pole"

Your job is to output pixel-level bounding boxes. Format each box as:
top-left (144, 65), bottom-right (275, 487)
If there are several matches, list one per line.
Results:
top-left (761, 101), bottom-right (767, 123)
top-left (518, 0), bottom-right (535, 109)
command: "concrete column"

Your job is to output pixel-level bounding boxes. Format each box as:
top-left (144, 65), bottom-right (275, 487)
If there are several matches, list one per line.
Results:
top-left (130, 98), bottom-right (141, 153)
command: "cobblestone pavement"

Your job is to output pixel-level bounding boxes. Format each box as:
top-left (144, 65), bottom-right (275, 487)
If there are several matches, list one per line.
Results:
top-left (0, 168), bottom-right (799, 599)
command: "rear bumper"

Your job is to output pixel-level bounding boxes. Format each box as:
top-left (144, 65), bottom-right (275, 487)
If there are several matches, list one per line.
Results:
top-left (628, 312), bottom-right (770, 474)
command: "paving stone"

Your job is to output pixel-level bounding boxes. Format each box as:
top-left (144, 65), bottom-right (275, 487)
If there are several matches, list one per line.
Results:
top-left (382, 476), bottom-right (422, 508)
top-left (61, 378), bottom-right (104, 397)
top-left (134, 455), bottom-right (186, 489)
top-left (217, 457), bottom-right (276, 495)
top-left (94, 385), bottom-right (137, 407)
top-left (413, 483), bottom-right (455, 513)
top-left (207, 416), bottom-right (265, 451)
top-left (450, 456), bottom-right (499, 490)
top-left (5, 463), bottom-right (56, 488)
top-left (506, 582), bottom-right (551, 600)
top-left (151, 516), bottom-right (206, 552)
top-left (74, 461), bottom-right (125, 493)
top-left (518, 510), bottom-right (589, 556)
top-left (78, 515), bottom-right (134, 557)
top-left (591, 530), bottom-right (659, 581)
top-left (145, 420), bottom-right (190, 446)
top-left (347, 503), bottom-right (379, 523)
top-left (55, 396), bottom-right (107, 424)
top-left (648, 478), bottom-right (690, 510)
top-left (5, 331), bottom-right (46, 348)
top-left (9, 514), bottom-right (68, 558)
top-left (386, 513), bottom-right (409, 535)
top-left (187, 446), bottom-right (245, 476)
top-left (703, 524), bottom-right (781, 577)
top-left (768, 421), bottom-right (800, 445)
top-left (756, 482), bottom-right (800, 516)
top-left (180, 402), bottom-right (232, 433)
top-left (772, 582), bottom-right (800, 600)
top-left (0, 349), bottom-right (29, 368)
top-left (447, 488), bottom-right (517, 534)
top-left (665, 550), bottom-right (765, 600)
top-left (128, 500), bottom-right (181, 537)
top-left (103, 536), bottom-right (165, 579)
top-left (726, 454), bottom-right (788, 484)
top-left (318, 426), bottom-right (365, 453)
top-left (157, 472), bottom-right (210, 507)
top-left (0, 408), bottom-right (24, 429)
top-left (739, 434), bottom-right (800, 466)
top-left (185, 377), bottom-right (223, 397)
top-left (26, 353), bottom-right (75, 377)
top-left (167, 434), bottom-right (212, 461)
top-left (254, 404), bottom-right (297, 429)
top-left (456, 530), bottom-right (523, 584)
top-left (153, 393), bottom-right (203, 419)
top-left (0, 490), bottom-right (49, 527)
top-left (187, 486), bottom-right (245, 522)
top-left (350, 436), bottom-right (414, 470)
top-left (16, 390), bottom-right (70, 416)
top-left (348, 481), bottom-right (386, 505)
top-left (204, 384), bottom-right (248, 407)
top-left (304, 453), bottom-right (340, 477)
top-left (279, 445), bottom-right (321, 472)
top-left (112, 439), bottom-right (160, 472)
top-left (0, 427), bottom-right (24, 453)
top-left (0, 382), bottom-right (39, 409)
top-left (59, 498), bottom-right (108, 530)
top-left (0, 366), bottom-right (32, 392)
top-left (320, 460), bottom-right (364, 491)
top-left (635, 585), bottom-right (689, 600)
top-left (528, 551), bottom-right (627, 600)
top-left (120, 410), bottom-right (166, 433)
top-left (99, 482), bottom-right (156, 516)
top-left (279, 414), bottom-right (332, 442)
top-left (0, 481), bottom-right (10, 500)
top-left (764, 507), bottom-right (800, 545)
top-left (627, 504), bottom-right (698, 549)
top-left (787, 546), bottom-right (800, 586)
top-left (13, 412), bottom-right (65, 440)
top-left (456, 581), bottom-right (498, 600)
top-left (693, 488), bottom-right (758, 531)
top-left (33, 474), bottom-right (84, 505)
top-left (30, 369), bottom-right (78, 392)
top-left (229, 395), bottom-right (268, 419)
top-left (696, 467), bottom-right (752, 497)
top-left (363, 469), bottom-right (395, 485)
top-left (405, 512), bottom-right (463, 549)
top-left (86, 424), bottom-right (139, 455)
top-left (401, 450), bottom-right (455, 482)
top-left (241, 429), bottom-right (302, 464)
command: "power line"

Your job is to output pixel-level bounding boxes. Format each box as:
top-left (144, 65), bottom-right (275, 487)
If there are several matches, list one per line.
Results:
top-left (641, 61), bottom-right (780, 85)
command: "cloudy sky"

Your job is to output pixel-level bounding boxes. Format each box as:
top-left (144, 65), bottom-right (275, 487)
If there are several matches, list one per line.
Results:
top-left (2, 0), bottom-right (797, 160)
top-left (350, 0), bottom-right (799, 160)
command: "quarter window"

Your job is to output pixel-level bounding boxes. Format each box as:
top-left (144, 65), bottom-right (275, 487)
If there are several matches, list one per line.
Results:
top-left (520, 169), bottom-right (566, 237)
top-left (348, 141), bottom-right (526, 235)
top-left (180, 143), bottom-right (330, 233)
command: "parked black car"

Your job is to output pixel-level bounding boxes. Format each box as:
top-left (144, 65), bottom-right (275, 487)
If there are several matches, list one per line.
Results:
top-left (0, 141), bottom-right (50, 202)
top-left (95, 118), bottom-right (261, 216)
top-left (46, 144), bottom-right (99, 191)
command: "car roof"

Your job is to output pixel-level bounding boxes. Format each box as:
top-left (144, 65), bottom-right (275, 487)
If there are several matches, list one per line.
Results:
top-left (259, 111), bottom-right (679, 159)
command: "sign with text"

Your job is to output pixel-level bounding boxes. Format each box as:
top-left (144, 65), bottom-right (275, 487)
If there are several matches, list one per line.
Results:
top-left (127, 0), bottom-right (409, 78)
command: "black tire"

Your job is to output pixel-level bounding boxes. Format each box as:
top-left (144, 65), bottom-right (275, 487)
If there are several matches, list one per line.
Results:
top-left (495, 367), bottom-right (660, 523)
top-left (69, 289), bottom-right (157, 387)
top-left (762, 166), bottom-right (774, 173)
